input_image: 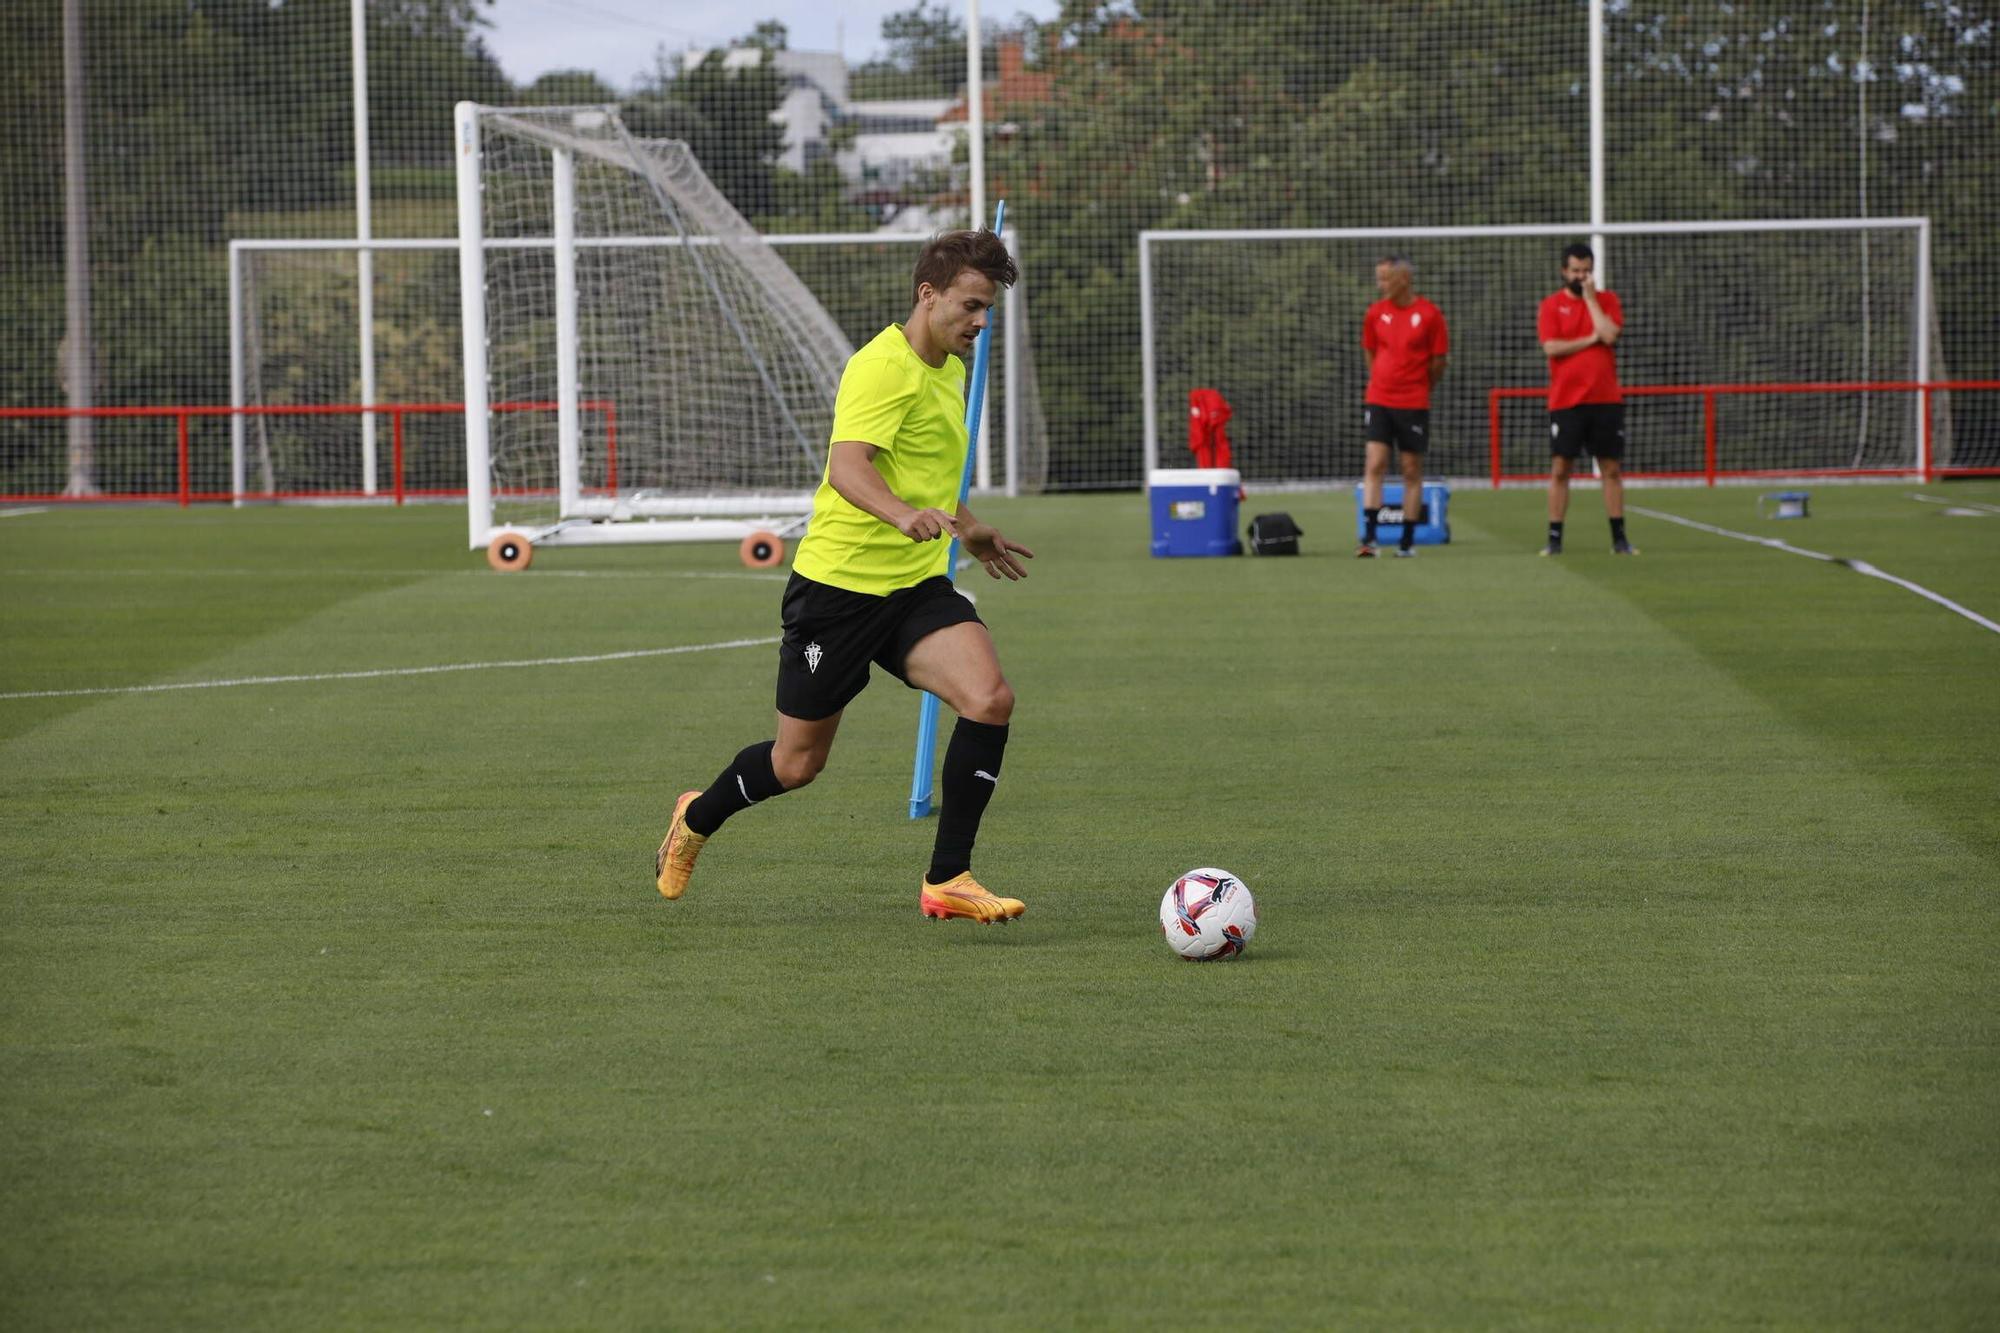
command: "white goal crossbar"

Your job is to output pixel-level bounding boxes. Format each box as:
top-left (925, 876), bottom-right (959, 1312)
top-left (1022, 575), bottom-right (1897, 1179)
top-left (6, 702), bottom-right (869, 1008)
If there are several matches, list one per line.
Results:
top-left (1139, 218), bottom-right (1932, 482)
top-left (227, 232), bottom-right (1027, 511)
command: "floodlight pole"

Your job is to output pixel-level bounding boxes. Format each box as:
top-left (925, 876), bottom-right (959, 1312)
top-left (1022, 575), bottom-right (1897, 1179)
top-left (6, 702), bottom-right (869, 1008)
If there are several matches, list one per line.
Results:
top-left (61, 0), bottom-right (96, 496)
top-left (966, 0), bottom-right (992, 491)
top-left (1589, 0), bottom-right (1607, 282)
top-left (352, 0), bottom-right (379, 495)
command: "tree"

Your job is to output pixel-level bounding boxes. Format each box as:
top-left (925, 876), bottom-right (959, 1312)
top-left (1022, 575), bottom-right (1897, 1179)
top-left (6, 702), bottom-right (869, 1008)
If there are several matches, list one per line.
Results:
top-left (523, 70), bottom-right (621, 105)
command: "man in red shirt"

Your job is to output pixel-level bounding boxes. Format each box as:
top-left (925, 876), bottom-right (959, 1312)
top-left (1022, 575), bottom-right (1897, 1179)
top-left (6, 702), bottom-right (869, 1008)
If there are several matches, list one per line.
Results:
top-left (1537, 242), bottom-right (1635, 555)
top-left (1358, 254), bottom-right (1449, 557)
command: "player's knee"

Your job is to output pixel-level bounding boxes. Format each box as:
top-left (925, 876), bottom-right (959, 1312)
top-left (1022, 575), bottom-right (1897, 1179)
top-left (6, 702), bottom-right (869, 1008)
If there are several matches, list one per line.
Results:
top-left (963, 679), bottom-right (1014, 725)
top-left (773, 747), bottom-right (827, 789)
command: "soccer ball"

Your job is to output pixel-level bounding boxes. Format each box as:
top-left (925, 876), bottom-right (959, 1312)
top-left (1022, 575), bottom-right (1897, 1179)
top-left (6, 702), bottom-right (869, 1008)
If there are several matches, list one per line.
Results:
top-left (1159, 868), bottom-right (1257, 961)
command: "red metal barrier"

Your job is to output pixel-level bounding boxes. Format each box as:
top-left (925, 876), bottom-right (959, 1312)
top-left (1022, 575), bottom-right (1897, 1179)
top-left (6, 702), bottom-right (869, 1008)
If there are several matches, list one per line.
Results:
top-left (1486, 381), bottom-right (2000, 488)
top-left (0, 400), bottom-right (616, 504)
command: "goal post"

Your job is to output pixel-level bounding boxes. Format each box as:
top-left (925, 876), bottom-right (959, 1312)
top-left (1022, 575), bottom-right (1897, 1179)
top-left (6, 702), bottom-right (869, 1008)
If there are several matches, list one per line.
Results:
top-left (455, 101), bottom-right (850, 554)
top-left (1139, 218), bottom-right (1936, 486)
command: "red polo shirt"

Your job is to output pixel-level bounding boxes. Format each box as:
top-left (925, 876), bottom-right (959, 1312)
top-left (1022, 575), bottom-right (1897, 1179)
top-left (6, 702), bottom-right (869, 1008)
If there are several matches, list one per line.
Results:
top-left (1362, 297), bottom-right (1449, 409)
top-left (1539, 288), bottom-right (1624, 409)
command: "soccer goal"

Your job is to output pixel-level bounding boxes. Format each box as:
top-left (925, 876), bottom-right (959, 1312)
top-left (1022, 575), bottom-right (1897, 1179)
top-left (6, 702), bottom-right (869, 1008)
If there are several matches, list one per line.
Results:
top-left (1139, 219), bottom-right (1937, 486)
top-left (456, 102), bottom-right (851, 566)
top-left (228, 230), bottom-right (1043, 510)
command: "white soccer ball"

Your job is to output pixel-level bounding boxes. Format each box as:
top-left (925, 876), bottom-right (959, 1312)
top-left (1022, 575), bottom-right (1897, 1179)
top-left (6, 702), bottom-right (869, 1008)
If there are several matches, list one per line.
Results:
top-left (1159, 868), bottom-right (1257, 961)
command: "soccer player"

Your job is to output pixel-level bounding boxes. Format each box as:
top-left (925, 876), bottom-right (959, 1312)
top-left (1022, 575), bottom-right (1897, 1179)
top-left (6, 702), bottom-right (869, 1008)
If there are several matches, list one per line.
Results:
top-left (654, 230), bottom-right (1035, 924)
top-left (1538, 242), bottom-right (1636, 555)
top-left (1358, 254), bottom-right (1449, 558)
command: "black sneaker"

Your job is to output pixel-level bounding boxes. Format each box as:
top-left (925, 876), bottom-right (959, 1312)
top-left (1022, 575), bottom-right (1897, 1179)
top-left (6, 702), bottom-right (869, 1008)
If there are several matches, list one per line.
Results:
top-left (1540, 538), bottom-right (1563, 557)
top-left (1612, 539), bottom-right (1637, 555)
top-left (1392, 546), bottom-right (1417, 558)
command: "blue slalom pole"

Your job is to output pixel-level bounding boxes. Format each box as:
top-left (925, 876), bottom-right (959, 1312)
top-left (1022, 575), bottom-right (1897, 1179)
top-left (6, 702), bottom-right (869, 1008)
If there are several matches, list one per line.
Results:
top-left (910, 200), bottom-right (1005, 819)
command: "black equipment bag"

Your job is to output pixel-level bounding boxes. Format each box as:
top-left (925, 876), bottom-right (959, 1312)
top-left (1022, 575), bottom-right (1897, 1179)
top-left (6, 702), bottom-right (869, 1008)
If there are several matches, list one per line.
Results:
top-left (1247, 512), bottom-right (1303, 556)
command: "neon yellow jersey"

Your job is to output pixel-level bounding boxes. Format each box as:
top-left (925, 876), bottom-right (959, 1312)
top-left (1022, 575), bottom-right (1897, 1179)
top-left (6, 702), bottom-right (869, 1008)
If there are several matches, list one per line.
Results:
top-left (793, 325), bottom-right (969, 595)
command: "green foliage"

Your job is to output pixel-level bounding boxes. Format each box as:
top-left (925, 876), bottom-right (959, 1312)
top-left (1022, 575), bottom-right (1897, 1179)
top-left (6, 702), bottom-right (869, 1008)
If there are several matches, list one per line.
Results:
top-left (626, 45), bottom-right (788, 218)
top-left (522, 69), bottom-right (620, 106)
top-left (851, 1), bottom-right (968, 98)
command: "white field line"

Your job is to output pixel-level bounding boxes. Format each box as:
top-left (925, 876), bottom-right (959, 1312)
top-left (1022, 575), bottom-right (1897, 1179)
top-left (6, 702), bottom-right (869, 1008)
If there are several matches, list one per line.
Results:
top-left (0, 636), bottom-right (780, 701)
top-left (1631, 506), bottom-right (2000, 636)
top-left (0, 507), bottom-right (50, 519)
top-left (1908, 492), bottom-right (2000, 515)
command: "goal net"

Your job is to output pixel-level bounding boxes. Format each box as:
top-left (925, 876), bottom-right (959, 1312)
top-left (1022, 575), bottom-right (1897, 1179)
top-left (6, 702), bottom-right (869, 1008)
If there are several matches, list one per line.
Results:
top-left (230, 231), bottom-right (1048, 507)
top-left (456, 102), bottom-right (850, 549)
top-left (1141, 220), bottom-right (1936, 486)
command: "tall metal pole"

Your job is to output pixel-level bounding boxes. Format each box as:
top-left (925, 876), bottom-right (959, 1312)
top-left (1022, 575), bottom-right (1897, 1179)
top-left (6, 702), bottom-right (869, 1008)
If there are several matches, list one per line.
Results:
top-left (1589, 0), bottom-right (1607, 282)
top-left (352, 0), bottom-right (379, 495)
top-left (966, 0), bottom-right (991, 490)
top-left (61, 0), bottom-right (96, 496)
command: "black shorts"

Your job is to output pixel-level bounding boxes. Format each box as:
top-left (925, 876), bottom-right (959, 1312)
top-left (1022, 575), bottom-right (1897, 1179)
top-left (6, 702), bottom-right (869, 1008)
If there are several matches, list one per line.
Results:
top-left (775, 572), bottom-right (983, 721)
top-left (1363, 404), bottom-right (1430, 455)
top-left (1549, 403), bottom-right (1626, 461)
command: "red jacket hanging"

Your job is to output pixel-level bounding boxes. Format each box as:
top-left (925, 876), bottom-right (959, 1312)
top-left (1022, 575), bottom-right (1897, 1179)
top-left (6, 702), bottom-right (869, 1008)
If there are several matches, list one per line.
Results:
top-left (1188, 388), bottom-right (1234, 469)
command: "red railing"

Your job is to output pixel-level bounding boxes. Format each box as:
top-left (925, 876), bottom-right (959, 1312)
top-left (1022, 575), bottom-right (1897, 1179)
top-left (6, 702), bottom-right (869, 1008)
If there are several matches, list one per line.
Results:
top-left (1486, 381), bottom-right (2000, 488)
top-left (0, 399), bottom-right (619, 505)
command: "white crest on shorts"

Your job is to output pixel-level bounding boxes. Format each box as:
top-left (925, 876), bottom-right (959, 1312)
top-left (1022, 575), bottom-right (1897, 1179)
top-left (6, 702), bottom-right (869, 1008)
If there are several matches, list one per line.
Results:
top-left (804, 641), bottom-right (823, 673)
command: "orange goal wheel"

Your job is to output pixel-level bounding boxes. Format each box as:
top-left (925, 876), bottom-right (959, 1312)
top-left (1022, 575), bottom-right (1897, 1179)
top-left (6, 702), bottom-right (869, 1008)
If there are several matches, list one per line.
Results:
top-left (486, 533), bottom-right (534, 572)
top-left (739, 531), bottom-right (786, 568)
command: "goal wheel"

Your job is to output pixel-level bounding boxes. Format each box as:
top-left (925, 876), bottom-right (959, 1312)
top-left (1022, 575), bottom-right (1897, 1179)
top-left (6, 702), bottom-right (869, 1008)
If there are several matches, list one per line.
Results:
top-left (739, 531), bottom-right (786, 568)
top-left (486, 533), bottom-right (534, 572)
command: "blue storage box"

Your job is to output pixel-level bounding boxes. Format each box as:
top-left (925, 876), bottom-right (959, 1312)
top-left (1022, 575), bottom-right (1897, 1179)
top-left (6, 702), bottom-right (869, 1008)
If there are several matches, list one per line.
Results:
top-left (1149, 468), bottom-right (1242, 557)
top-left (1353, 482), bottom-right (1450, 546)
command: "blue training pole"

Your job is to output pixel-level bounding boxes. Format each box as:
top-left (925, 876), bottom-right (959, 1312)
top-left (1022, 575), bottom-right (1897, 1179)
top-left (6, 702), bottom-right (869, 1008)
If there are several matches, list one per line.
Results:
top-left (909, 200), bottom-right (1006, 819)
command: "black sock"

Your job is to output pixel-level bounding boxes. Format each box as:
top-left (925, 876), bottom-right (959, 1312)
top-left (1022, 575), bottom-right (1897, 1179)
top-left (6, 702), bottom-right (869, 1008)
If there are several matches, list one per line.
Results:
top-left (684, 740), bottom-right (786, 837)
top-left (1548, 520), bottom-right (1565, 545)
top-left (1364, 507), bottom-right (1381, 543)
top-left (928, 718), bottom-right (1009, 883)
top-left (1400, 504), bottom-right (1417, 550)
top-left (1610, 516), bottom-right (1627, 543)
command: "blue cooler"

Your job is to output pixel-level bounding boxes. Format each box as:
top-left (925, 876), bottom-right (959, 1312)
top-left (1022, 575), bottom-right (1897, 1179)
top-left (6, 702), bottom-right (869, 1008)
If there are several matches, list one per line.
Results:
top-left (1354, 482), bottom-right (1450, 546)
top-left (1150, 468), bottom-right (1242, 557)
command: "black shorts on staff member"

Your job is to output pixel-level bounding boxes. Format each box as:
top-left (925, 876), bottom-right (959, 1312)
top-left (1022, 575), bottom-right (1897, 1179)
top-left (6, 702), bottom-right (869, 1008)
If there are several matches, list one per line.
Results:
top-left (1363, 403), bottom-right (1431, 455)
top-left (775, 571), bottom-right (983, 721)
top-left (1548, 402), bottom-right (1626, 462)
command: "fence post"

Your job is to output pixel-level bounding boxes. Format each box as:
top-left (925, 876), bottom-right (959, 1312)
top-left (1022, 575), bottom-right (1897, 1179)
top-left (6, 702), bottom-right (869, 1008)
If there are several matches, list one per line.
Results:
top-left (1703, 391), bottom-right (1717, 486)
top-left (1488, 390), bottom-right (1502, 489)
top-left (178, 411), bottom-right (191, 507)
top-left (392, 408), bottom-right (406, 505)
top-left (1920, 385), bottom-right (1933, 482)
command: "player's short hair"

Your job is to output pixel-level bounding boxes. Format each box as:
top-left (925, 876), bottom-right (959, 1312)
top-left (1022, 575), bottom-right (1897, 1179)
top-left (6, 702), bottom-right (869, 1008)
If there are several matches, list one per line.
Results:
top-left (1562, 242), bottom-right (1595, 266)
top-left (913, 230), bottom-right (1018, 302)
top-left (1376, 253), bottom-right (1413, 273)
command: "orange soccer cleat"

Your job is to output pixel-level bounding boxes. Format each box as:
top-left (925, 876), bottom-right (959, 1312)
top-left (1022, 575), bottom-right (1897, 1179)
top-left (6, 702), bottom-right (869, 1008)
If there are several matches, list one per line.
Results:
top-left (654, 789), bottom-right (707, 900)
top-left (918, 872), bottom-right (1025, 924)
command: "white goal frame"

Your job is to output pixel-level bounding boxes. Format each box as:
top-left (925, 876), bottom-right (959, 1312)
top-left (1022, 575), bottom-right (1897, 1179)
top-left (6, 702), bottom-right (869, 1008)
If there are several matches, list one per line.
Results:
top-left (227, 233), bottom-right (1026, 511)
top-left (1138, 217), bottom-right (1933, 482)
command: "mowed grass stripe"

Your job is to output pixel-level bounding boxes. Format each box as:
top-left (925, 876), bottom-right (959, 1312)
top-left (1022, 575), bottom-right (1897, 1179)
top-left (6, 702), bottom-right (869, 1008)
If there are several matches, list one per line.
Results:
top-left (2, 498), bottom-right (1996, 1328)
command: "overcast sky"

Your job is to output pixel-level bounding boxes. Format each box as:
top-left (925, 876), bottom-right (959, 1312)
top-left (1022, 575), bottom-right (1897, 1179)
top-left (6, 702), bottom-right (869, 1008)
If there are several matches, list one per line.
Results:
top-left (474, 0), bottom-right (1062, 91)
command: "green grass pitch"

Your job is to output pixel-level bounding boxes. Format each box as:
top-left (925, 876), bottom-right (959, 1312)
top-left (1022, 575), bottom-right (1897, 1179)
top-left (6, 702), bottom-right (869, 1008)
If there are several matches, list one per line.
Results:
top-left (3, 485), bottom-right (1997, 1328)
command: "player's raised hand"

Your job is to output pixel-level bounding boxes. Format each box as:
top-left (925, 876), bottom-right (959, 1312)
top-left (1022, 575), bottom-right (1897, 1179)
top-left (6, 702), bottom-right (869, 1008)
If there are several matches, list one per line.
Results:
top-left (898, 508), bottom-right (959, 543)
top-left (960, 522), bottom-right (1035, 580)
